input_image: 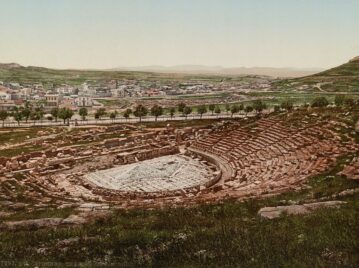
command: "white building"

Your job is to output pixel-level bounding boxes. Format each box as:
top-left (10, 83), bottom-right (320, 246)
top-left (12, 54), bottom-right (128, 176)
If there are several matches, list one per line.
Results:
top-left (75, 96), bottom-right (93, 107)
top-left (45, 93), bottom-right (63, 108)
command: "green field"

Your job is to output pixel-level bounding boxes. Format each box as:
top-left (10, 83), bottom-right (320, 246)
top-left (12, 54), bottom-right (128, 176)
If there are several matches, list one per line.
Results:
top-left (245, 91), bottom-right (359, 106)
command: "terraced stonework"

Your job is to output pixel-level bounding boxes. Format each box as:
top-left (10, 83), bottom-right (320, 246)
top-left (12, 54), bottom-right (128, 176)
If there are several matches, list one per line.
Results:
top-left (0, 113), bottom-right (358, 209)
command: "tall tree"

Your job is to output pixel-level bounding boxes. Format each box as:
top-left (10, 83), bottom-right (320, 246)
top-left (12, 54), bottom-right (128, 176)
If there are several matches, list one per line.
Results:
top-left (150, 104), bottom-right (163, 121)
top-left (13, 111), bottom-right (23, 126)
top-left (35, 106), bottom-right (44, 123)
top-left (95, 108), bottom-right (106, 119)
top-left (169, 107), bottom-right (176, 119)
top-left (230, 104), bottom-right (239, 118)
top-left (123, 108), bottom-right (132, 120)
top-left (0, 110), bottom-right (8, 127)
top-left (197, 105), bottom-right (207, 119)
top-left (134, 104), bottom-right (148, 122)
top-left (58, 108), bottom-right (74, 125)
top-left (183, 106), bottom-right (192, 119)
top-left (30, 111), bottom-right (40, 125)
top-left (245, 105), bottom-right (253, 115)
top-left (178, 102), bottom-right (186, 113)
top-left (214, 106), bottom-right (221, 117)
top-left (79, 107), bottom-right (88, 121)
top-left (253, 100), bottom-right (266, 114)
top-left (208, 104), bottom-right (215, 115)
top-left (50, 107), bottom-right (59, 122)
top-left (110, 112), bottom-right (117, 121)
top-left (21, 104), bottom-right (32, 123)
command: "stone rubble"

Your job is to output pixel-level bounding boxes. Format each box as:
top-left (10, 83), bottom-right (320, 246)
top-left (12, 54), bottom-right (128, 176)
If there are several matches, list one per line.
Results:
top-left (258, 201), bottom-right (346, 219)
top-left (339, 157), bottom-right (359, 180)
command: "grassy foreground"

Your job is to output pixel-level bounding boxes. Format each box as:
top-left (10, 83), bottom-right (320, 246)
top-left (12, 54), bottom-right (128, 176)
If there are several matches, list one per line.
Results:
top-left (0, 153), bottom-right (358, 267)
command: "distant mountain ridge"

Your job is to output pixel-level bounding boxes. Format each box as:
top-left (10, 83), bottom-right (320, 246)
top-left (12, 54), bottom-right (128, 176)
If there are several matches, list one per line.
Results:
top-left (112, 65), bottom-right (323, 78)
top-left (0, 62), bottom-right (322, 78)
top-left (0, 63), bottom-right (23, 69)
top-left (1, 57), bottom-right (358, 92)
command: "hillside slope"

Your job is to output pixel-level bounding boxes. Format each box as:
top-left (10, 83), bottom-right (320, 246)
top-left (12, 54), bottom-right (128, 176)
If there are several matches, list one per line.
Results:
top-left (274, 57), bottom-right (359, 92)
top-left (309, 56), bottom-right (359, 78)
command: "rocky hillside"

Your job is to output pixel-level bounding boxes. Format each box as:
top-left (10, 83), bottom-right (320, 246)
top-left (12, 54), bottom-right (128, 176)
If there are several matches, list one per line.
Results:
top-left (310, 56), bottom-right (359, 78)
top-left (274, 56), bottom-right (359, 92)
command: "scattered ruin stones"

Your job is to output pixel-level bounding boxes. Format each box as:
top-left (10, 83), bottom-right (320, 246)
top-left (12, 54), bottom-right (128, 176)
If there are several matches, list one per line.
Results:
top-left (339, 157), bottom-right (359, 180)
top-left (0, 218), bottom-right (64, 231)
top-left (258, 201), bottom-right (346, 219)
top-left (0, 210), bottom-right (111, 231)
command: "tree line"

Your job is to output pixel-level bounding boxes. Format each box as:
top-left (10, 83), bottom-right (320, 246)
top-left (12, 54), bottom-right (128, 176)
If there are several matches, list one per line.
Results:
top-left (0, 95), bottom-right (357, 127)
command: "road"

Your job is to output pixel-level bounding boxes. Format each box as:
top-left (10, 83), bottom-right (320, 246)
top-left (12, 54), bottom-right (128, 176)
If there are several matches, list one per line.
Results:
top-left (0, 110), bottom-right (272, 128)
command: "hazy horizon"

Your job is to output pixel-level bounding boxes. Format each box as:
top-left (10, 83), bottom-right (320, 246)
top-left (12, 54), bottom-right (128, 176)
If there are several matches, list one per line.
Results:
top-left (1, 0), bottom-right (358, 70)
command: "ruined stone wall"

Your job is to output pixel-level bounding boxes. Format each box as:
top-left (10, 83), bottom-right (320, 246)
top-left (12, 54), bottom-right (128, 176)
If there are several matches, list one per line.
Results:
top-left (116, 146), bottom-right (180, 165)
top-left (137, 146), bottom-right (180, 161)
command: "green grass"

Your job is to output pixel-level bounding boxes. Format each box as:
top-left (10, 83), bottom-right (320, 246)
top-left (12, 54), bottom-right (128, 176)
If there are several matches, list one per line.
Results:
top-left (245, 91), bottom-right (359, 106)
top-left (0, 144), bottom-right (43, 157)
top-left (161, 91), bottom-right (358, 114)
top-left (0, 196), bottom-right (357, 267)
top-left (173, 92), bottom-right (230, 100)
top-left (136, 119), bottom-right (225, 128)
top-left (0, 128), bottom-right (46, 144)
top-left (140, 92), bottom-right (230, 101)
top-left (0, 207), bottom-right (75, 221)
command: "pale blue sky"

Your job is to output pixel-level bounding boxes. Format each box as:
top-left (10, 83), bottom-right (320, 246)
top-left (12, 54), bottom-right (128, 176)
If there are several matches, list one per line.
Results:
top-left (0, 0), bottom-right (358, 69)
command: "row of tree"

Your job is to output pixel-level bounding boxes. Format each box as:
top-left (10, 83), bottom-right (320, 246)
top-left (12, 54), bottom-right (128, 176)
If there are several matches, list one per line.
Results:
top-left (0, 99), bottom-right (274, 127)
top-left (272, 95), bottom-right (358, 112)
top-left (0, 96), bottom-right (356, 127)
top-left (0, 102), bottom-right (75, 127)
top-left (78, 96), bottom-right (357, 124)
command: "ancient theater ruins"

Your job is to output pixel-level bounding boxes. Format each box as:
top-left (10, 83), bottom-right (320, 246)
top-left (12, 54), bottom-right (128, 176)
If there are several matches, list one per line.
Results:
top-left (0, 112), bottom-right (358, 209)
